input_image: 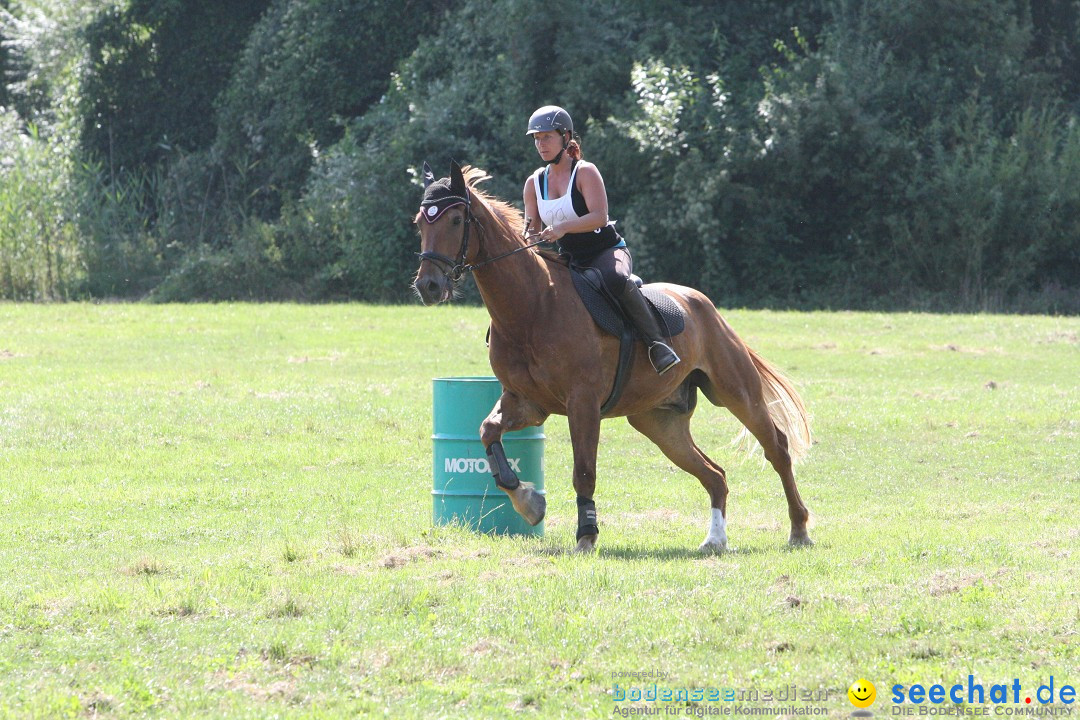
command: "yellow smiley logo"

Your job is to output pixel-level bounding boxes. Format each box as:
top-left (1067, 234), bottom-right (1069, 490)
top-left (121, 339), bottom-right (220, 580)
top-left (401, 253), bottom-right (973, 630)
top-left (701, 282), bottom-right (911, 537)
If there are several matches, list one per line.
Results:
top-left (848, 678), bottom-right (877, 708)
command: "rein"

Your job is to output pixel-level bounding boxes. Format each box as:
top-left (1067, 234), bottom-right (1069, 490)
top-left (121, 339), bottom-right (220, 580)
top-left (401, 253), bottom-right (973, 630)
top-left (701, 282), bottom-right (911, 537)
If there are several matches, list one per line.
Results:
top-left (417, 193), bottom-right (548, 281)
top-left (469, 234), bottom-right (549, 272)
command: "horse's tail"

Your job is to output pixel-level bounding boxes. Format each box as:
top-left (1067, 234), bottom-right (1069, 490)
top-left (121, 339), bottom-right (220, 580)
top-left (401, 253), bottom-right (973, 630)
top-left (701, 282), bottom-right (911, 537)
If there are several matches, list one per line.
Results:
top-left (741, 343), bottom-right (812, 463)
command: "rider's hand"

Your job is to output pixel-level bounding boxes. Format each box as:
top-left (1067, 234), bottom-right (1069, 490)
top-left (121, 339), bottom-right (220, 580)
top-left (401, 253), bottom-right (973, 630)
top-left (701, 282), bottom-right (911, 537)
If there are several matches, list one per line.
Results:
top-left (539, 224), bottom-right (565, 242)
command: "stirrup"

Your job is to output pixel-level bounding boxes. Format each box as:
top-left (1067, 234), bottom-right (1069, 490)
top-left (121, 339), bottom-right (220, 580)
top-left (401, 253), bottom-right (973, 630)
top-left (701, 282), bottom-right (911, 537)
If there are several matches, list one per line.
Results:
top-left (648, 342), bottom-right (680, 375)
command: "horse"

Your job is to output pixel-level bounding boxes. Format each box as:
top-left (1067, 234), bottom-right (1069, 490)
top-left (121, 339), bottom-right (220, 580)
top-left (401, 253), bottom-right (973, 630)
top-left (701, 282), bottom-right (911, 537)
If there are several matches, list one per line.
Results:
top-left (413, 160), bottom-right (812, 553)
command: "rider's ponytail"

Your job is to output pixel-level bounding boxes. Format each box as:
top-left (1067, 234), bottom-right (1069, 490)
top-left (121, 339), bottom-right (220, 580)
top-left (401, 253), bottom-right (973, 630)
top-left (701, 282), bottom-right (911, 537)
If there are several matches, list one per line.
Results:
top-left (566, 134), bottom-right (582, 161)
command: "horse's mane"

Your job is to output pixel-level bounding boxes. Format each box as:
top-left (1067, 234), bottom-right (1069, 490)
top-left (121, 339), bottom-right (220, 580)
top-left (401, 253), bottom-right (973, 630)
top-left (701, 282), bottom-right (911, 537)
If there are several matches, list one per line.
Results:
top-left (461, 165), bottom-right (526, 241)
top-left (457, 165), bottom-right (567, 269)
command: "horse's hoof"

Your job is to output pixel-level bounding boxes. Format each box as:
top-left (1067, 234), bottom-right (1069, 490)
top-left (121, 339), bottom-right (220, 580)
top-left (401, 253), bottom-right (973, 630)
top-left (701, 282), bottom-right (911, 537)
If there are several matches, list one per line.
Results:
top-left (699, 540), bottom-right (727, 555)
top-left (573, 535), bottom-right (597, 554)
top-left (507, 483), bottom-right (546, 526)
top-left (788, 533), bottom-right (814, 547)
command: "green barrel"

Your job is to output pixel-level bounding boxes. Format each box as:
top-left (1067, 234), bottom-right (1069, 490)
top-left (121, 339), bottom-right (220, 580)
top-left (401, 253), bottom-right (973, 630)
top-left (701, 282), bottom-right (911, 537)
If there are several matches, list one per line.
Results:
top-left (432, 376), bottom-right (544, 535)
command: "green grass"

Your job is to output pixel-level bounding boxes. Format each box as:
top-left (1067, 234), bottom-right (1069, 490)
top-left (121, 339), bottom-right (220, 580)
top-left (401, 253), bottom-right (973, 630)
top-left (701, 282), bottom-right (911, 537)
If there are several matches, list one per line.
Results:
top-left (1, 303), bottom-right (1077, 719)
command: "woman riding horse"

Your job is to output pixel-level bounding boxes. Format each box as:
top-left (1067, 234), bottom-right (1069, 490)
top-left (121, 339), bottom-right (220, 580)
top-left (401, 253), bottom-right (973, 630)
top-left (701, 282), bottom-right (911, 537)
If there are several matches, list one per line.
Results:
top-left (414, 154), bottom-right (812, 554)
top-left (523, 105), bottom-right (679, 375)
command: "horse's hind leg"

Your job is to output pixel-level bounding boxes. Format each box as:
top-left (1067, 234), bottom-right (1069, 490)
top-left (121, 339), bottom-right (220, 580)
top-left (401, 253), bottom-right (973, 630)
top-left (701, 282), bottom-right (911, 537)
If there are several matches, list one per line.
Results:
top-left (480, 391), bottom-right (549, 526)
top-left (741, 409), bottom-right (810, 545)
top-left (627, 407), bottom-right (730, 553)
top-left (700, 378), bottom-right (811, 546)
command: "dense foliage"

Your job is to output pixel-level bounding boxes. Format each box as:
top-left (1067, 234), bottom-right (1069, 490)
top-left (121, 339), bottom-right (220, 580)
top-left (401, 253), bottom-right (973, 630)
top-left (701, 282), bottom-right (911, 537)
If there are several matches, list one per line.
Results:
top-left (2, 0), bottom-right (1079, 311)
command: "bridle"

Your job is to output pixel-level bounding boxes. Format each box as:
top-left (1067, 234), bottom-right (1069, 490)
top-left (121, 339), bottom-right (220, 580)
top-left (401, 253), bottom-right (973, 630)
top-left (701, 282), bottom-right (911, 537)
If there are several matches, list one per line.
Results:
top-left (416, 191), bottom-right (479, 282)
top-left (417, 191), bottom-right (548, 282)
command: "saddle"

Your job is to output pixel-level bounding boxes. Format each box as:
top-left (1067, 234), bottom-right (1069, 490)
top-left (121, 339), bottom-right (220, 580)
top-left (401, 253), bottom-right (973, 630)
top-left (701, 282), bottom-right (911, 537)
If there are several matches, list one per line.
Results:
top-left (569, 266), bottom-right (685, 340)
top-left (569, 264), bottom-right (686, 414)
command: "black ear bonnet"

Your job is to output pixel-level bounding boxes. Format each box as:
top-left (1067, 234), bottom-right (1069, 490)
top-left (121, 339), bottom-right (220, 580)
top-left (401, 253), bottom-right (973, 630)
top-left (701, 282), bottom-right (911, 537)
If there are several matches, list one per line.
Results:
top-left (420, 161), bottom-right (469, 223)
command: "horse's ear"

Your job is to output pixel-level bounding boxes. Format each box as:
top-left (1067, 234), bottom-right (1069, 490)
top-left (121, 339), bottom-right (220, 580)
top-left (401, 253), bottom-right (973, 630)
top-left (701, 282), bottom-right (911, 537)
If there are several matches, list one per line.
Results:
top-left (449, 159), bottom-right (466, 196)
top-left (422, 161), bottom-right (435, 188)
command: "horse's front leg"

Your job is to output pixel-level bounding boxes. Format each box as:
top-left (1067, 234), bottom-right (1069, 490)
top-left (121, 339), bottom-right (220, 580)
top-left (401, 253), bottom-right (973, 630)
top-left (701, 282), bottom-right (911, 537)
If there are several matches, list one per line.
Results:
top-left (567, 398), bottom-right (602, 553)
top-left (480, 391), bottom-right (549, 526)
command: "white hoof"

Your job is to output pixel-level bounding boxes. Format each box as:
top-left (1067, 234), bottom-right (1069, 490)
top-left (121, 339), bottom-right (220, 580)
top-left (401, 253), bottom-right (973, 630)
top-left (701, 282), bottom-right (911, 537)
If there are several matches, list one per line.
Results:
top-left (699, 539), bottom-right (727, 554)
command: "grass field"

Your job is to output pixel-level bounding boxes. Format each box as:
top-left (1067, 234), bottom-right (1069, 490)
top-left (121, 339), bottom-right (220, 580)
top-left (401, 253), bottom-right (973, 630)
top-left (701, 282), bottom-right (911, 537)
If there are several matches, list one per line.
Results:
top-left (1, 303), bottom-right (1077, 719)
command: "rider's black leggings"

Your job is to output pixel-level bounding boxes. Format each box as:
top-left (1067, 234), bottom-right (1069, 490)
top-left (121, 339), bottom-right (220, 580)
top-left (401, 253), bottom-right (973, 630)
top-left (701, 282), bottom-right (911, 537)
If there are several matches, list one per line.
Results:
top-left (577, 247), bottom-right (632, 296)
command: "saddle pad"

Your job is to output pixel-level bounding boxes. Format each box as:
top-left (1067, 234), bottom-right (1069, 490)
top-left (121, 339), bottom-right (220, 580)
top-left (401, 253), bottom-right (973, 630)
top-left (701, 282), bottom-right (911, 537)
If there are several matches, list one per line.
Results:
top-left (570, 267), bottom-right (686, 339)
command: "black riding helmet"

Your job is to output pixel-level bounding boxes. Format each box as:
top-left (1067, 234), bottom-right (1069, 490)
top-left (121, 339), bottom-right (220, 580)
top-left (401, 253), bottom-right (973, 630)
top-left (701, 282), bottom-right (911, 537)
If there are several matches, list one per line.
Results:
top-left (526, 105), bottom-right (574, 137)
top-left (527, 105), bottom-right (574, 165)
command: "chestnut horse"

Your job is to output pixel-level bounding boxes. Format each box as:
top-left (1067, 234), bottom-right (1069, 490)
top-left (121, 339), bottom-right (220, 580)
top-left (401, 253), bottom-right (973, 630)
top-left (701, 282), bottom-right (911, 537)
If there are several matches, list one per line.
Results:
top-left (414, 161), bottom-right (812, 553)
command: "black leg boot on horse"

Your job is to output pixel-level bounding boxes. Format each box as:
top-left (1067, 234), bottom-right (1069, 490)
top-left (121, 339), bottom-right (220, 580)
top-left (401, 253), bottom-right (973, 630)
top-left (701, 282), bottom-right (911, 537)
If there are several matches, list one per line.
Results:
top-left (479, 393), bottom-right (548, 527)
top-left (485, 440), bottom-right (546, 526)
top-left (618, 278), bottom-right (680, 375)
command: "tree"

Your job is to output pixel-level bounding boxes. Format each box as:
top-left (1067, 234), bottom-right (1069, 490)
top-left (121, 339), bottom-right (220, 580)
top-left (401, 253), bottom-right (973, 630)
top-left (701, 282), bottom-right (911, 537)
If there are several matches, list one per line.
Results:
top-left (0, 0), bottom-right (11, 110)
top-left (79, 0), bottom-right (271, 175)
top-left (212, 0), bottom-right (457, 220)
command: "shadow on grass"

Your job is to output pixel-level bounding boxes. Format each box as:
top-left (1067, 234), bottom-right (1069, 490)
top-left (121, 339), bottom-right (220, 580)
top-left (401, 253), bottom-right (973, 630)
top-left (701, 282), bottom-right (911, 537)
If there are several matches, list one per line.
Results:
top-left (598, 544), bottom-right (773, 560)
top-left (527, 542), bottom-right (820, 560)
top-left (424, 526), bottom-right (828, 560)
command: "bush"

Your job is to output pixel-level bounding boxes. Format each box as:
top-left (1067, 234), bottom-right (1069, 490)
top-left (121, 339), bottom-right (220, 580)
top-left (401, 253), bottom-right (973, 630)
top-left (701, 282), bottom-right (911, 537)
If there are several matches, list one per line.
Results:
top-left (0, 114), bottom-right (81, 300)
top-left (75, 163), bottom-right (167, 298)
top-left (889, 106), bottom-right (1080, 310)
top-left (150, 220), bottom-right (297, 302)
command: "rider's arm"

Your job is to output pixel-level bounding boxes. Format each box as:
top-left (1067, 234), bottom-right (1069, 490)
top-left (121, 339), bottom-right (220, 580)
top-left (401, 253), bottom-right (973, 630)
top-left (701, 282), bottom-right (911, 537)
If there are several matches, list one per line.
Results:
top-left (523, 173), bottom-right (542, 236)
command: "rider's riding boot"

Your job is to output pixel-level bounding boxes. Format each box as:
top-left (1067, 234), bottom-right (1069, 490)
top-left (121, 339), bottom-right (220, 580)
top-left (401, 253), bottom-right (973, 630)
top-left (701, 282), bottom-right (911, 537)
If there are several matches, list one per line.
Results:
top-left (618, 277), bottom-right (681, 375)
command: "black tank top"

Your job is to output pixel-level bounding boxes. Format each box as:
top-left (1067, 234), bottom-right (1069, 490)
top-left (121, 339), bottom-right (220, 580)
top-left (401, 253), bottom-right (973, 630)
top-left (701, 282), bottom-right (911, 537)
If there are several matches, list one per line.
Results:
top-left (540, 161), bottom-right (623, 262)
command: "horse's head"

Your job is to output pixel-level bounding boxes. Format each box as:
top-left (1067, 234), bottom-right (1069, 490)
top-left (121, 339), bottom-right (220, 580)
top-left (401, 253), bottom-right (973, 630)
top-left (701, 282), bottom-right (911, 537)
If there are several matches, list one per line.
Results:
top-left (413, 160), bottom-right (475, 305)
